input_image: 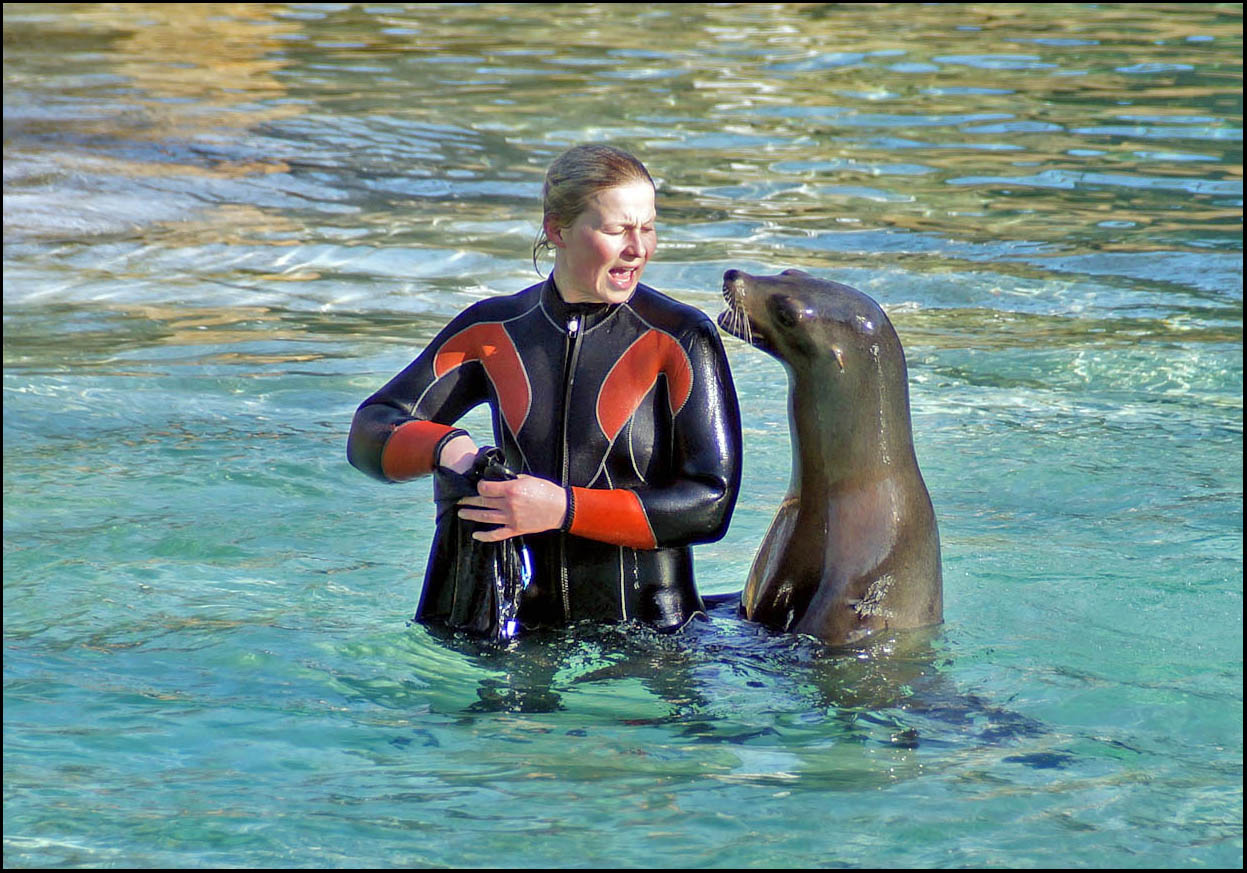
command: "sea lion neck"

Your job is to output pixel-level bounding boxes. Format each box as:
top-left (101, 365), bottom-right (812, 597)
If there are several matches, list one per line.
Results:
top-left (787, 364), bottom-right (911, 485)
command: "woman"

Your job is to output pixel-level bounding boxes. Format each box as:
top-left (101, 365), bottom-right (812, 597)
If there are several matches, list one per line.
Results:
top-left (347, 144), bottom-right (742, 631)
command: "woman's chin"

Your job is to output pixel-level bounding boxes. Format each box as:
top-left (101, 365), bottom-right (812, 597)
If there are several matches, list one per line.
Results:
top-left (596, 286), bottom-right (636, 304)
top-left (599, 273), bottom-right (642, 301)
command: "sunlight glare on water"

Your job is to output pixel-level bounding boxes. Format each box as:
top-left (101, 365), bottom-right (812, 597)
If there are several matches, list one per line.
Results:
top-left (3, 3), bottom-right (1242, 868)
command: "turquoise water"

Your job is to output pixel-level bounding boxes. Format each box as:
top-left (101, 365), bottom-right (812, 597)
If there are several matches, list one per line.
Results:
top-left (3, 3), bottom-right (1241, 867)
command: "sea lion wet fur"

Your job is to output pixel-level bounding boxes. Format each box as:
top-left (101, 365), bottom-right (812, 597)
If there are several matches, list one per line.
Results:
top-left (719, 268), bottom-right (942, 645)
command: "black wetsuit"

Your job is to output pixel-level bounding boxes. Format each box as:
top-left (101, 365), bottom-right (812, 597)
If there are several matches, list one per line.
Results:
top-left (347, 277), bottom-right (742, 630)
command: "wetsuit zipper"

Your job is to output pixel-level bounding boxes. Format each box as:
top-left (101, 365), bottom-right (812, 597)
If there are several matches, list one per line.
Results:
top-left (558, 314), bottom-right (582, 621)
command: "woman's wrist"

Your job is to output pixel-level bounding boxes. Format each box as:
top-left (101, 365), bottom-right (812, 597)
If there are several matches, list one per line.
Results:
top-left (437, 433), bottom-right (479, 474)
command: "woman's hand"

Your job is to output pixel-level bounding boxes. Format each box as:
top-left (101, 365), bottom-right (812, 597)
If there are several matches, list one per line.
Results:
top-left (457, 475), bottom-right (567, 542)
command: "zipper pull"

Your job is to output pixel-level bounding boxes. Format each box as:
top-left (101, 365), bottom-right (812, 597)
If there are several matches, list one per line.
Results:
top-left (567, 315), bottom-right (580, 336)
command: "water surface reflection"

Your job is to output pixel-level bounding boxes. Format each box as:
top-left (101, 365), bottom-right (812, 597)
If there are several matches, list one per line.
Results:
top-left (2, 3), bottom-right (1241, 869)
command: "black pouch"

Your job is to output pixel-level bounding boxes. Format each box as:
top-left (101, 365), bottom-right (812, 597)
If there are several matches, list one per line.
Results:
top-left (413, 447), bottom-right (530, 640)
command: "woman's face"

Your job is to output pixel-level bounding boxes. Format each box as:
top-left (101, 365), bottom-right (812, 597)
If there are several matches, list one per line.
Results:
top-left (548, 180), bottom-right (657, 305)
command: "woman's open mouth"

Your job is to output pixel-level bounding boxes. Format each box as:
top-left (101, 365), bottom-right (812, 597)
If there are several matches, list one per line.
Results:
top-left (607, 266), bottom-right (639, 289)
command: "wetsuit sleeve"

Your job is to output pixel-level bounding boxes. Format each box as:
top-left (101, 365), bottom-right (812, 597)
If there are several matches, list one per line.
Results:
top-left (566, 317), bottom-right (742, 549)
top-left (346, 306), bottom-right (491, 483)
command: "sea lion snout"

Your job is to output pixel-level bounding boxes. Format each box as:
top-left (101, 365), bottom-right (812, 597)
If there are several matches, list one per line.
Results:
top-left (721, 269), bottom-right (748, 306)
top-left (718, 269), bottom-right (758, 347)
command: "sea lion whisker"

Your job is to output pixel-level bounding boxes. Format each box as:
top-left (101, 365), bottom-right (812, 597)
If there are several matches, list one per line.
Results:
top-left (722, 284), bottom-right (753, 346)
top-left (731, 305), bottom-right (752, 345)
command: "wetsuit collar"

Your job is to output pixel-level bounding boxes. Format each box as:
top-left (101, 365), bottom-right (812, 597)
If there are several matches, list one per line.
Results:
top-left (542, 275), bottom-right (622, 330)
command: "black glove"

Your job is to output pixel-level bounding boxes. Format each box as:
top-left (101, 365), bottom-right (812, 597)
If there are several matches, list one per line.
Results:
top-left (415, 447), bottom-right (530, 641)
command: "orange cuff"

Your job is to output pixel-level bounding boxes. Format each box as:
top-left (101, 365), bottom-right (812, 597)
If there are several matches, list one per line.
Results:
top-left (381, 420), bottom-right (463, 481)
top-left (567, 487), bottom-right (657, 549)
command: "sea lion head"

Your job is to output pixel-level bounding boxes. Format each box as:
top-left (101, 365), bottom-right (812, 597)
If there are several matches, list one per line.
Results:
top-left (718, 268), bottom-right (904, 384)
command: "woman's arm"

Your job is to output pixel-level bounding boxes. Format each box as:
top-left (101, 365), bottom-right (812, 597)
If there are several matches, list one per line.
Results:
top-left (346, 307), bottom-right (490, 483)
top-left (565, 319), bottom-right (741, 549)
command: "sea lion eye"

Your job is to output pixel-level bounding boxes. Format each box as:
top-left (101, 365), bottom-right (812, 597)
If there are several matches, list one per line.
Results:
top-left (772, 296), bottom-right (802, 328)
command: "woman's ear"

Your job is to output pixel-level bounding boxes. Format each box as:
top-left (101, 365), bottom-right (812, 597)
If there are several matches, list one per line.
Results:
top-left (544, 215), bottom-right (566, 248)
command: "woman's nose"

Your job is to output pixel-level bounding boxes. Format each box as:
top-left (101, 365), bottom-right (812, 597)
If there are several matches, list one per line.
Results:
top-left (623, 229), bottom-right (647, 258)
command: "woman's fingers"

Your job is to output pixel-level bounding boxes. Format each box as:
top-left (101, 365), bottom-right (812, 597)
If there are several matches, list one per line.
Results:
top-left (457, 494), bottom-right (505, 511)
top-left (457, 475), bottom-right (568, 540)
top-left (456, 494), bottom-right (510, 538)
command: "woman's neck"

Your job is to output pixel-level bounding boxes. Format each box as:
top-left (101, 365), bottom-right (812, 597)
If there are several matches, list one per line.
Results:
top-left (550, 263), bottom-right (597, 305)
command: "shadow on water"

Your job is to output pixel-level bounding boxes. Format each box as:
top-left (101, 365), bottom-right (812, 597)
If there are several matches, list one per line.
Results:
top-left (411, 597), bottom-right (1071, 769)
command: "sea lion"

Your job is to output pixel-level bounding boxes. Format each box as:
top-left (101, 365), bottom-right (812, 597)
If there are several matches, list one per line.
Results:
top-left (718, 268), bottom-right (942, 645)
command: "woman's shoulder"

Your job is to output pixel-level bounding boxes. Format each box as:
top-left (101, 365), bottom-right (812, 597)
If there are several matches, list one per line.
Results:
top-left (627, 283), bottom-right (717, 337)
top-left (454, 280), bottom-right (545, 323)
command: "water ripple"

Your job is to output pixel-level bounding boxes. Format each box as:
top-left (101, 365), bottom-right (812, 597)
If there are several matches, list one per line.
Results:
top-left (3, 3), bottom-right (1241, 869)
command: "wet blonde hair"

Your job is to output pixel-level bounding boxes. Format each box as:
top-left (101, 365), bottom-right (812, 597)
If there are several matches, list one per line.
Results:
top-left (532, 144), bottom-right (655, 275)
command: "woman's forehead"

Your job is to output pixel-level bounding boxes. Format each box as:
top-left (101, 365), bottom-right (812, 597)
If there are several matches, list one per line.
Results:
top-left (586, 181), bottom-right (656, 222)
